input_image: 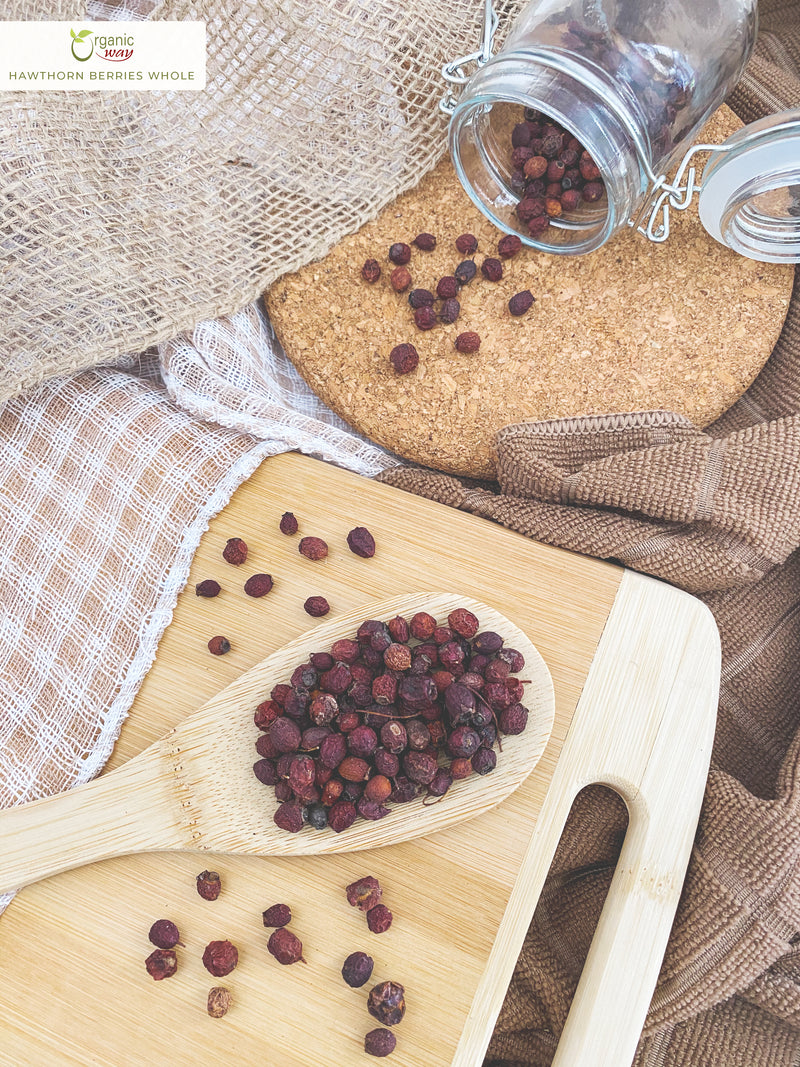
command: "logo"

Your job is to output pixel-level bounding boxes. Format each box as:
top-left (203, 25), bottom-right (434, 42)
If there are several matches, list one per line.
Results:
top-left (70, 27), bottom-right (134, 63)
top-left (69, 27), bottom-right (93, 61)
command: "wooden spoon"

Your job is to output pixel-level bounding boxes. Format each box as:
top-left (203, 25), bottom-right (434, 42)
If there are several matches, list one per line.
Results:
top-left (0, 593), bottom-right (554, 894)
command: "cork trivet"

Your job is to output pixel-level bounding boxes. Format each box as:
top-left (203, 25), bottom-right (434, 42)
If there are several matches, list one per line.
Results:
top-left (267, 106), bottom-right (794, 478)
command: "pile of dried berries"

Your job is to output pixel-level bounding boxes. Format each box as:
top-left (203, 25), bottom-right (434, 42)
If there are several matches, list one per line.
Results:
top-left (508, 107), bottom-right (606, 238)
top-left (252, 607), bottom-right (531, 833)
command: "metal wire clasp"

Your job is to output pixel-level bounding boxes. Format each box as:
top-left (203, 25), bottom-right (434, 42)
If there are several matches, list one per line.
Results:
top-left (634, 141), bottom-right (734, 242)
top-left (440, 0), bottom-right (499, 115)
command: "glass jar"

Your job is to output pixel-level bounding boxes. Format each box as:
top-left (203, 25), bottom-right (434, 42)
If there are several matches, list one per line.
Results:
top-left (448, 0), bottom-right (758, 254)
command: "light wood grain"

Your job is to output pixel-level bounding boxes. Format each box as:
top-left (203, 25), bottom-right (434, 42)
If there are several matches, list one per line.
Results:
top-left (0, 594), bottom-right (554, 893)
top-left (0, 454), bottom-right (717, 1067)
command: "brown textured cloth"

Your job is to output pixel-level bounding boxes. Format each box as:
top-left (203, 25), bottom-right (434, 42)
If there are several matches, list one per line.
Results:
top-left (380, 4), bottom-right (800, 1064)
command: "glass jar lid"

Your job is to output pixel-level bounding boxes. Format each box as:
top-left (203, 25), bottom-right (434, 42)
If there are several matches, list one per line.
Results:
top-left (698, 109), bottom-right (800, 263)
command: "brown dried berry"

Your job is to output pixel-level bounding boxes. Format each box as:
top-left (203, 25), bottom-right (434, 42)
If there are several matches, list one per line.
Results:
top-left (390, 266), bottom-right (412, 293)
top-left (389, 343), bottom-right (419, 375)
top-left (517, 196), bottom-right (546, 223)
top-left (436, 276), bottom-right (458, 300)
top-left (327, 799), bottom-right (357, 832)
top-left (561, 188), bottom-right (581, 211)
top-left (207, 986), bottom-right (232, 1018)
top-left (413, 306), bottom-right (437, 330)
top-left (579, 153), bottom-right (601, 181)
top-left (362, 259), bottom-right (381, 283)
top-left (148, 919), bottom-right (182, 949)
top-left (195, 579), bottom-right (221, 598)
top-left (346, 875), bottom-right (383, 911)
top-left (448, 607), bottom-right (479, 638)
top-left (365, 1029), bottom-right (397, 1057)
top-left (244, 572), bottom-right (273, 597)
top-left (455, 233), bottom-right (478, 255)
top-left (368, 980), bottom-right (406, 1026)
top-left (383, 643), bottom-right (412, 671)
top-left (196, 869), bottom-right (222, 900)
top-left (268, 926), bottom-right (305, 965)
top-left (480, 258), bottom-right (503, 282)
top-left (498, 234), bottom-right (523, 258)
top-left (388, 242), bottom-right (411, 265)
top-left (455, 331), bottom-right (481, 354)
top-left (528, 214), bottom-right (551, 237)
top-left (274, 800), bottom-right (304, 832)
top-left (523, 155), bottom-right (548, 180)
top-left (145, 948), bottom-right (177, 981)
top-left (409, 611), bottom-right (436, 640)
top-left (304, 596), bottom-right (330, 617)
top-left (262, 903), bottom-right (292, 928)
top-left (342, 950), bottom-right (375, 987)
top-left (202, 940), bottom-right (239, 978)
top-left (582, 180), bottom-right (605, 203)
top-left (508, 290), bottom-right (535, 317)
top-left (413, 232), bottom-right (436, 251)
top-left (279, 511), bottom-right (299, 535)
top-left (545, 197), bottom-right (563, 218)
top-left (222, 537), bottom-right (248, 565)
top-left (408, 288), bottom-right (435, 309)
top-left (299, 536), bottom-right (328, 561)
top-left (454, 260), bottom-right (477, 285)
top-left (366, 903), bottom-right (393, 934)
top-left (438, 298), bottom-right (460, 324)
top-left (207, 635), bottom-right (231, 656)
top-left (347, 526), bottom-right (376, 558)
top-left (339, 755), bottom-right (371, 781)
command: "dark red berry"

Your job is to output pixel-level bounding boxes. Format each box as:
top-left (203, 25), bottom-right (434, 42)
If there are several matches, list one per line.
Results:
top-left (304, 596), bottom-right (330, 617)
top-left (365, 1029), bottom-right (397, 1057)
top-left (222, 537), bottom-right (248, 565)
top-left (455, 331), bottom-right (481, 354)
top-left (279, 512), bottom-right (299, 535)
top-left (362, 259), bottom-right (381, 283)
top-left (388, 242), bottom-right (411, 265)
top-left (390, 266), bottom-right (412, 293)
top-left (439, 298), bottom-right (460, 324)
top-left (202, 940), bottom-right (238, 978)
top-left (148, 919), bottom-right (182, 949)
top-left (244, 572), bottom-right (273, 597)
top-left (268, 927), bottom-right (305, 965)
top-left (342, 950), bottom-right (374, 987)
top-left (509, 290), bottom-right (535, 316)
top-left (407, 288), bottom-right (435, 309)
top-left (480, 258), bottom-right (503, 282)
top-left (366, 903), bottom-right (393, 934)
top-left (414, 306), bottom-right (437, 330)
top-left (413, 232), bottom-right (436, 251)
top-left (347, 526), bottom-right (376, 558)
top-left (497, 234), bottom-right (522, 258)
top-left (299, 536), bottom-right (328, 561)
top-left (207, 635), bottom-right (231, 655)
top-left (195, 579), bottom-right (221, 598)
top-left (436, 276), bottom-right (458, 300)
top-left (145, 948), bottom-right (177, 980)
top-left (455, 233), bottom-right (478, 255)
top-left (389, 343), bottom-right (419, 375)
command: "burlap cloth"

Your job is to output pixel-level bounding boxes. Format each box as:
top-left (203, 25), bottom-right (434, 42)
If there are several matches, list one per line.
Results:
top-left (375, 5), bottom-right (800, 1063)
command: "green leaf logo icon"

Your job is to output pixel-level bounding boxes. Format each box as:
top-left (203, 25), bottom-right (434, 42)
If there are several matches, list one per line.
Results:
top-left (70, 27), bottom-right (94, 61)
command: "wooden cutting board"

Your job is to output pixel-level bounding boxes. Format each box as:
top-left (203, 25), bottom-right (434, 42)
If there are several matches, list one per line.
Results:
top-left (0, 454), bottom-right (719, 1066)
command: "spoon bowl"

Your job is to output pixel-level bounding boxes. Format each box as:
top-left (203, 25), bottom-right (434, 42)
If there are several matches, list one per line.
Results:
top-left (0, 593), bottom-right (554, 894)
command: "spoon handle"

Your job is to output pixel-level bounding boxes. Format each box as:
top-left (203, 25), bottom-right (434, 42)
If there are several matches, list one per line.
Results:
top-left (0, 751), bottom-right (181, 894)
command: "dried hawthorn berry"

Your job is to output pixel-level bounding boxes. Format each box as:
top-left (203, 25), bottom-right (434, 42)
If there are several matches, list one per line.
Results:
top-left (517, 196), bottom-right (546, 223)
top-left (368, 981), bottom-right (406, 1026)
top-left (299, 536), bottom-right (328, 561)
top-left (364, 774), bottom-right (392, 802)
top-left (436, 276), bottom-right (458, 300)
top-left (448, 607), bottom-right (479, 638)
top-left (472, 747), bottom-right (497, 775)
top-left (148, 919), bottom-right (182, 949)
top-left (498, 234), bottom-right (522, 258)
top-left (384, 643), bottom-right (412, 671)
top-left (438, 298), bottom-right (460, 324)
top-left (407, 288), bottom-right (435, 309)
top-left (413, 232), bottom-right (436, 251)
top-left (345, 527), bottom-right (375, 560)
top-left (207, 986), bottom-right (232, 1018)
top-left (500, 703), bottom-right (529, 734)
top-left (387, 616), bottom-right (410, 643)
top-left (279, 512), bottom-right (299, 535)
top-left (262, 903), bottom-right (292, 928)
top-left (455, 331), bottom-right (481, 354)
top-left (268, 927), bottom-right (305, 965)
top-left (304, 596), bottom-right (330, 617)
top-left (244, 572), bottom-right (273, 597)
top-left (145, 948), bottom-right (177, 980)
top-left (390, 266), bottom-right (412, 293)
top-left (365, 1029), bottom-right (397, 1057)
top-left (528, 214), bottom-right (551, 237)
top-left (409, 611), bottom-right (436, 640)
top-left (455, 233), bottom-right (478, 255)
top-left (389, 343), bottom-right (419, 375)
top-left (274, 801), bottom-right (305, 832)
top-left (454, 260), bottom-right (477, 285)
top-left (202, 940), bottom-right (239, 978)
top-left (367, 903), bottom-right (393, 934)
top-left (480, 258), bottom-right (503, 282)
top-left (196, 869), bottom-right (222, 900)
top-left (342, 950), bottom-right (374, 987)
top-left (327, 799), bottom-right (357, 832)
top-left (579, 153), bottom-right (601, 181)
top-left (561, 188), bottom-right (581, 211)
top-left (222, 537), bottom-right (248, 565)
top-left (195, 579), bottom-right (221, 598)
top-left (207, 635), bottom-right (231, 656)
top-left (582, 180), bottom-right (605, 202)
top-left (362, 259), bottom-right (381, 283)
top-left (508, 290), bottom-right (535, 317)
top-left (413, 306), bottom-right (437, 330)
top-left (346, 875), bottom-right (383, 911)
top-left (388, 242), bottom-right (411, 265)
